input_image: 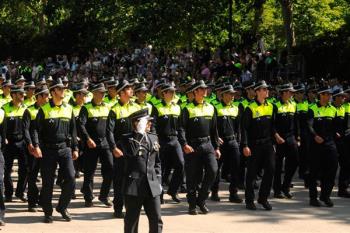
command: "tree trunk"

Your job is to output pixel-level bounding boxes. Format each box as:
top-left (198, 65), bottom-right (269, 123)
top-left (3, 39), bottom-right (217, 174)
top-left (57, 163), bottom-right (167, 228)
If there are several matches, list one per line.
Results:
top-left (252, 0), bottom-right (266, 37)
top-left (280, 0), bottom-right (296, 53)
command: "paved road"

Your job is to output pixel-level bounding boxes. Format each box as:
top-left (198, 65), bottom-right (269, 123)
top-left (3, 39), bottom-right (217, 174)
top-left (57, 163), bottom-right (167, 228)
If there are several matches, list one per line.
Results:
top-left (2, 169), bottom-right (350, 233)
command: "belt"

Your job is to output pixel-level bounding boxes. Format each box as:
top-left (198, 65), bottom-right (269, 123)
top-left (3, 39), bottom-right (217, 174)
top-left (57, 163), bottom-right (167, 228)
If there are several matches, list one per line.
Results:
top-left (189, 136), bottom-right (210, 144)
top-left (222, 135), bottom-right (236, 141)
top-left (42, 142), bottom-right (67, 150)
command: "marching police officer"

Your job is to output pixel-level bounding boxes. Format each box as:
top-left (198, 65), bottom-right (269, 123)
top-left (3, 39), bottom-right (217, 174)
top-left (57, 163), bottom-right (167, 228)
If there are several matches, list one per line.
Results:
top-left (307, 86), bottom-right (338, 207)
top-left (332, 88), bottom-right (350, 198)
top-left (23, 85), bottom-right (50, 212)
top-left (293, 84), bottom-right (310, 188)
top-left (211, 85), bottom-right (243, 203)
top-left (152, 83), bottom-right (184, 203)
top-left (32, 78), bottom-right (79, 223)
top-left (0, 107), bottom-right (5, 226)
top-left (2, 85), bottom-right (28, 202)
top-left (273, 83), bottom-right (299, 199)
top-left (106, 80), bottom-right (140, 218)
top-left (135, 82), bottom-right (153, 114)
top-left (0, 79), bottom-right (12, 107)
top-left (178, 80), bottom-right (220, 215)
top-left (78, 83), bottom-right (114, 207)
top-left (118, 108), bottom-right (163, 233)
top-left (242, 80), bottom-right (277, 211)
top-left (104, 79), bottom-right (119, 108)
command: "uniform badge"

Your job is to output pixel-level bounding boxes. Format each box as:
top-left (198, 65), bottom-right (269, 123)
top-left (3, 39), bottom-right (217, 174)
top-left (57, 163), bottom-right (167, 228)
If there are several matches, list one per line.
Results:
top-left (49, 119), bottom-right (54, 123)
top-left (153, 141), bottom-right (160, 152)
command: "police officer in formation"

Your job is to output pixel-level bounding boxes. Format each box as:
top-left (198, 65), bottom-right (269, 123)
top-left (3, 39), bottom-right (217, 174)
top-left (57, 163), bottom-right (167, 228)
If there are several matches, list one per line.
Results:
top-left (78, 83), bottom-right (113, 207)
top-left (32, 78), bottom-right (79, 223)
top-left (1, 72), bottom-right (350, 228)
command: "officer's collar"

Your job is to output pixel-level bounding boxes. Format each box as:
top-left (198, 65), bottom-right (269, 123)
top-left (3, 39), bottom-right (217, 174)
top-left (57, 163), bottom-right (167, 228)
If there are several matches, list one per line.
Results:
top-left (118, 99), bottom-right (130, 106)
top-left (161, 100), bottom-right (173, 106)
top-left (50, 99), bottom-right (64, 108)
top-left (193, 100), bottom-right (206, 106)
top-left (34, 102), bottom-right (40, 109)
top-left (317, 101), bottom-right (331, 108)
top-left (107, 94), bottom-right (116, 101)
top-left (254, 99), bottom-right (268, 106)
top-left (10, 101), bottom-right (24, 108)
top-left (278, 97), bottom-right (291, 104)
top-left (91, 99), bottom-right (105, 107)
top-left (221, 100), bottom-right (231, 107)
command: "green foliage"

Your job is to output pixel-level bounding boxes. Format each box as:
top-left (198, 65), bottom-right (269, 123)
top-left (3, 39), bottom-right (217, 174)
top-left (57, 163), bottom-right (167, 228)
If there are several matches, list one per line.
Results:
top-left (0, 0), bottom-right (349, 58)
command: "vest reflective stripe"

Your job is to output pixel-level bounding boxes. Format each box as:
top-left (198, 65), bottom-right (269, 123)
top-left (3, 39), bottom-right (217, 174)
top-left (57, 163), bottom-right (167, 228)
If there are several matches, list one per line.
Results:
top-left (155, 103), bottom-right (181, 117)
top-left (111, 102), bottom-right (141, 119)
top-left (296, 101), bottom-right (309, 112)
top-left (344, 103), bottom-right (350, 115)
top-left (41, 103), bottom-right (73, 119)
top-left (216, 104), bottom-right (239, 117)
top-left (275, 101), bottom-right (296, 114)
top-left (309, 104), bottom-right (336, 118)
top-left (24, 97), bottom-right (36, 107)
top-left (27, 106), bottom-right (39, 120)
top-left (72, 105), bottom-right (82, 117)
top-left (186, 103), bottom-right (214, 119)
top-left (85, 103), bottom-right (110, 118)
top-left (248, 102), bottom-right (273, 119)
top-left (138, 102), bottom-right (153, 115)
top-left (335, 105), bottom-right (345, 118)
top-left (0, 109), bottom-right (4, 124)
top-left (3, 103), bottom-right (26, 118)
top-left (241, 99), bottom-right (250, 109)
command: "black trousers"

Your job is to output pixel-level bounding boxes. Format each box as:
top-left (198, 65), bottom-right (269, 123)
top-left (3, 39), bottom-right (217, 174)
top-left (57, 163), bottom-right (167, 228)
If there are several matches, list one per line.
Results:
top-left (273, 137), bottom-right (299, 194)
top-left (0, 150), bottom-right (5, 220)
top-left (26, 152), bottom-right (41, 208)
top-left (124, 192), bottom-right (163, 233)
top-left (82, 147), bottom-right (113, 201)
top-left (4, 141), bottom-right (27, 198)
top-left (40, 147), bottom-right (75, 215)
top-left (159, 138), bottom-right (184, 194)
top-left (212, 139), bottom-right (240, 194)
top-left (245, 143), bottom-right (275, 203)
top-left (298, 131), bottom-right (310, 181)
top-left (113, 157), bottom-right (125, 212)
top-left (337, 138), bottom-right (350, 191)
top-left (185, 140), bottom-right (218, 207)
top-left (308, 141), bottom-right (338, 200)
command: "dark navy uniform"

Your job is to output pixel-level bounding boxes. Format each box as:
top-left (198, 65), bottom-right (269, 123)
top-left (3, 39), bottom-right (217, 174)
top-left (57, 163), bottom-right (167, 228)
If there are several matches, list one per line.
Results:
top-left (78, 101), bottom-right (113, 204)
top-left (32, 100), bottom-right (78, 217)
top-left (0, 109), bottom-right (6, 223)
top-left (2, 101), bottom-right (27, 201)
top-left (118, 131), bottom-right (163, 233)
top-left (307, 100), bottom-right (338, 206)
top-left (153, 100), bottom-right (184, 199)
top-left (178, 98), bottom-right (219, 214)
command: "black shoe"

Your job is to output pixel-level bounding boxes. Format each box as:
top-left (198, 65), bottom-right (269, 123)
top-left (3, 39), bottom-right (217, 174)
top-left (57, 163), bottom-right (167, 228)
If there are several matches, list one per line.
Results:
top-left (309, 198), bottom-right (321, 207)
top-left (289, 183), bottom-right (294, 188)
top-left (180, 185), bottom-right (187, 193)
top-left (0, 219), bottom-right (5, 226)
top-left (245, 202), bottom-right (257, 210)
top-left (99, 198), bottom-right (112, 207)
top-left (168, 192), bottom-right (181, 203)
top-left (71, 193), bottom-right (77, 200)
top-left (338, 190), bottom-right (350, 198)
top-left (15, 194), bottom-right (27, 202)
top-left (258, 200), bottom-right (272, 210)
top-left (85, 200), bottom-right (93, 207)
top-left (229, 193), bottom-right (243, 203)
top-left (160, 194), bottom-right (165, 204)
top-left (210, 192), bottom-right (220, 202)
top-left (75, 171), bottom-right (81, 179)
top-left (320, 197), bottom-right (334, 207)
top-left (274, 192), bottom-right (285, 199)
top-left (4, 197), bottom-right (12, 202)
top-left (28, 206), bottom-right (38, 212)
top-left (188, 207), bottom-right (198, 215)
top-left (253, 182), bottom-right (259, 190)
top-left (282, 190), bottom-right (293, 199)
top-left (113, 210), bottom-right (125, 218)
top-left (44, 215), bottom-right (53, 223)
top-left (197, 203), bottom-right (209, 214)
top-left (56, 208), bottom-right (72, 221)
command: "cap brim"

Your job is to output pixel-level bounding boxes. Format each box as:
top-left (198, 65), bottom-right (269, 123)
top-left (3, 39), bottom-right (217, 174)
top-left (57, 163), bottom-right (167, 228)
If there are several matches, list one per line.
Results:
top-left (135, 87), bottom-right (149, 92)
top-left (254, 84), bottom-right (269, 90)
top-left (35, 90), bottom-right (49, 96)
top-left (91, 88), bottom-right (106, 93)
top-left (221, 89), bottom-right (237, 94)
top-left (162, 87), bottom-right (176, 92)
top-left (333, 92), bottom-right (347, 97)
top-left (117, 84), bottom-right (132, 93)
top-left (279, 88), bottom-right (296, 92)
top-left (49, 84), bottom-right (67, 90)
top-left (317, 90), bottom-right (332, 94)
